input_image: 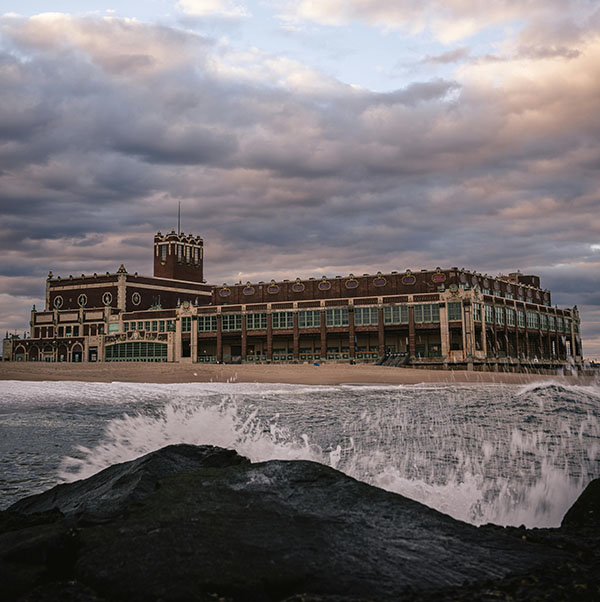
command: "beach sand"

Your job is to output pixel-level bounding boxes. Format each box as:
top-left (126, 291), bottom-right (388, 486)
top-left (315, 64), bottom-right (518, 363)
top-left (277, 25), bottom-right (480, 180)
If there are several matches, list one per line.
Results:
top-left (0, 361), bottom-right (591, 386)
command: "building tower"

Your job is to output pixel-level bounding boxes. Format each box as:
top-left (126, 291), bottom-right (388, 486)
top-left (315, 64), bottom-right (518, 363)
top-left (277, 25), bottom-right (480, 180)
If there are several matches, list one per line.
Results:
top-left (153, 230), bottom-right (204, 282)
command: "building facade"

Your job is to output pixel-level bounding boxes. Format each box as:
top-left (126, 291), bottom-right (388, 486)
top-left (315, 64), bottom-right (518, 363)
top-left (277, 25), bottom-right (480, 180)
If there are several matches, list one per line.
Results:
top-left (3, 231), bottom-right (584, 371)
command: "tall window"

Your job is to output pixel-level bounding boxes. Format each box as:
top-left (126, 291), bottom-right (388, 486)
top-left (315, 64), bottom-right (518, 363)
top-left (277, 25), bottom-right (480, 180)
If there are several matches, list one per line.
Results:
top-left (194, 247), bottom-right (199, 265)
top-left (447, 302), bottom-right (462, 321)
top-left (540, 314), bottom-right (548, 330)
top-left (506, 308), bottom-right (516, 326)
top-left (495, 306), bottom-right (504, 325)
top-left (354, 307), bottom-right (378, 326)
top-left (222, 314), bottom-right (242, 331)
top-left (247, 313), bottom-right (267, 330)
top-left (272, 312), bottom-right (294, 329)
top-left (161, 245), bottom-right (167, 262)
top-left (384, 305), bottom-right (409, 324)
top-left (182, 317), bottom-right (191, 332)
top-left (198, 315), bottom-right (217, 332)
top-left (325, 308), bottom-right (349, 327)
top-left (484, 305), bottom-right (494, 323)
top-left (298, 310), bottom-right (321, 328)
top-left (526, 312), bottom-right (539, 329)
top-left (548, 316), bottom-right (556, 331)
top-left (517, 310), bottom-right (525, 328)
top-left (473, 303), bottom-right (482, 322)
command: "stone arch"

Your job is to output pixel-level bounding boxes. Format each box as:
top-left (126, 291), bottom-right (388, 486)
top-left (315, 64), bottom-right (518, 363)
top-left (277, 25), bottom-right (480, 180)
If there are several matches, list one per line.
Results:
top-left (29, 345), bottom-right (40, 361)
top-left (57, 344), bottom-right (68, 362)
top-left (14, 344), bottom-right (26, 361)
top-left (71, 342), bottom-right (83, 363)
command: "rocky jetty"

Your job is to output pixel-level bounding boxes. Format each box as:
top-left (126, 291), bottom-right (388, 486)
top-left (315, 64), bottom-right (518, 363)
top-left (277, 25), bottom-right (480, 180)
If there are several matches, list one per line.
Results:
top-left (1, 444), bottom-right (598, 601)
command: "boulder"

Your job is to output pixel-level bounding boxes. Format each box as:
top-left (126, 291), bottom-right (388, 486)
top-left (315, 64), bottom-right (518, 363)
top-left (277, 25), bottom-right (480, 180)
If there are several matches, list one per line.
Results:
top-left (1, 444), bottom-right (594, 602)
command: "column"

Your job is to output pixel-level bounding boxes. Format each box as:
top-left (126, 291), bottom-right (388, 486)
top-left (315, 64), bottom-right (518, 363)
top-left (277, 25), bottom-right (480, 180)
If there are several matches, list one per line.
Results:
top-left (462, 300), bottom-right (474, 368)
top-left (216, 315), bottom-right (223, 363)
top-left (293, 312), bottom-right (299, 360)
top-left (377, 306), bottom-right (384, 357)
top-left (439, 302), bottom-right (449, 360)
top-left (241, 314), bottom-right (247, 361)
top-left (408, 306), bottom-right (416, 357)
top-left (348, 307), bottom-right (356, 359)
top-left (320, 309), bottom-right (327, 360)
top-left (191, 316), bottom-right (198, 363)
top-left (175, 316), bottom-right (182, 362)
top-left (267, 313), bottom-right (273, 361)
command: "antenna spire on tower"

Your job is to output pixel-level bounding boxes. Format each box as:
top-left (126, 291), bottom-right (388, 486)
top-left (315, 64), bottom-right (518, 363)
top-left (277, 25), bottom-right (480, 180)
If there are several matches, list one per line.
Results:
top-left (177, 202), bottom-right (181, 235)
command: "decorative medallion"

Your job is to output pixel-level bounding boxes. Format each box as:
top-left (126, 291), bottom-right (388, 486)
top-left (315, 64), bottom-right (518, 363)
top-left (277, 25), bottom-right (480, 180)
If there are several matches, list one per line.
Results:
top-left (402, 269), bottom-right (416, 285)
top-left (506, 284), bottom-right (512, 293)
top-left (318, 277), bottom-right (331, 291)
top-left (544, 293), bottom-right (549, 303)
top-left (459, 273), bottom-right (467, 283)
top-left (535, 291), bottom-right (541, 300)
top-left (449, 283), bottom-right (459, 293)
top-left (219, 285), bottom-right (231, 298)
top-left (527, 289), bottom-right (533, 297)
top-left (291, 278), bottom-right (305, 293)
top-left (243, 282), bottom-right (255, 296)
top-left (518, 287), bottom-right (524, 296)
top-left (483, 279), bottom-right (490, 288)
top-left (373, 272), bottom-right (387, 287)
top-left (345, 274), bottom-right (359, 289)
top-left (432, 268), bottom-right (446, 284)
top-left (102, 292), bottom-right (112, 306)
top-left (471, 276), bottom-right (479, 286)
top-left (494, 281), bottom-right (500, 290)
top-left (131, 292), bottom-right (141, 306)
top-left (54, 295), bottom-right (63, 309)
top-left (267, 280), bottom-right (280, 294)
top-left (77, 294), bottom-right (87, 307)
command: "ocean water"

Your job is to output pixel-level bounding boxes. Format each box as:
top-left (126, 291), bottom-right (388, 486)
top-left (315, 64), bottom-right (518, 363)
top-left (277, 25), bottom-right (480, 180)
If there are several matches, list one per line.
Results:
top-left (0, 380), bottom-right (599, 528)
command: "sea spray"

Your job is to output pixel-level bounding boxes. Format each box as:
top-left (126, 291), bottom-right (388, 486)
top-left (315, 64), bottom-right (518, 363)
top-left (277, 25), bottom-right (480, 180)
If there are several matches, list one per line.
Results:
top-left (2, 380), bottom-right (599, 528)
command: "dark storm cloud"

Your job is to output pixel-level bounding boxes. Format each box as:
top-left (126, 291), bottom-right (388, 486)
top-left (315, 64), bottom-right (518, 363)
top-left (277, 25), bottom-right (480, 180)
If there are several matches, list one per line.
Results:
top-left (0, 13), bottom-right (599, 356)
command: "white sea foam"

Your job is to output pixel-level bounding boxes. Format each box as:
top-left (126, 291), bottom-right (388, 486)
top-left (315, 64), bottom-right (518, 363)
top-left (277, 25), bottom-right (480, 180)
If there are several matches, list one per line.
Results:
top-left (49, 380), bottom-right (600, 529)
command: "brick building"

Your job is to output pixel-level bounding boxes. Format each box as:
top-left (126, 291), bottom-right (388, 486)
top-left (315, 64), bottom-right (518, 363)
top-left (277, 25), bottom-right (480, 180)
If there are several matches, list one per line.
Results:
top-left (2, 231), bottom-right (584, 372)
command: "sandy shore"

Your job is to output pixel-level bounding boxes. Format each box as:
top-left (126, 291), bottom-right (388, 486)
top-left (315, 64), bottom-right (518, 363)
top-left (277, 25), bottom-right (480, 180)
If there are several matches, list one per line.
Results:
top-left (0, 361), bottom-right (593, 386)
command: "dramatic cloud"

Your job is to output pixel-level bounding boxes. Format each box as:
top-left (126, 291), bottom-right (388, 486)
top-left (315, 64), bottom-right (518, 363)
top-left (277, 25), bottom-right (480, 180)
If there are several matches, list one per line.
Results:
top-left (0, 8), bottom-right (599, 356)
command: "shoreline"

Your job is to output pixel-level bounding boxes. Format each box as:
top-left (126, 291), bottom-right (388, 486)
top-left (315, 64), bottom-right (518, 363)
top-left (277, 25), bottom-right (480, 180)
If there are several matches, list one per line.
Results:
top-left (0, 361), bottom-right (594, 386)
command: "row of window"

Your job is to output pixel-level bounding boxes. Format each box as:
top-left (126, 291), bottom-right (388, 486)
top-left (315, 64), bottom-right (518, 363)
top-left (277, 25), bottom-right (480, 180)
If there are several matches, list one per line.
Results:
top-left (474, 304), bottom-right (570, 332)
top-left (123, 320), bottom-right (177, 333)
top-left (198, 303), bottom-right (460, 332)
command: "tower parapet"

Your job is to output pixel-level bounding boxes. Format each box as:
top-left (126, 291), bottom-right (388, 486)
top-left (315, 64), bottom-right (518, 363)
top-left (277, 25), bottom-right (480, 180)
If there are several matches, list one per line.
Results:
top-left (154, 230), bottom-right (204, 283)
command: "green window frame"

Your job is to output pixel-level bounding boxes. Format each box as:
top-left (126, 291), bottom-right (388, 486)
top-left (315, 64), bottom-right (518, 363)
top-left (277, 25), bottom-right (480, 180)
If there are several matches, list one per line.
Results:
top-left (548, 316), bottom-right (555, 331)
top-left (247, 313), bottom-right (267, 330)
top-left (495, 307), bottom-right (504, 325)
top-left (272, 312), bottom-right (294, 329)
top-left (447, 302), bottom-right (462, 322)
top-left (108, 323), bottom-right (119, 334)
top-left (325, 308), bottom-right (349, 327)
top-left (198, 315), bottom-right (217, 332)
top-left (484, 305), bottom-right (494, 323)
top-left (354, 307), bottom-right (379, 326)
top-left (473, 303), bottom-right (482, 322)
top-left (506, 308), bottom-right (516, 326)
top-left (540, 314), bottom-right (548, 330)
top-left (222, 314), bottom-right (242, 331)
top-left (166, 320), bottom-right (176, 332)
top-left (383, 305), bottom-right (409, 325)
top-left (182, 317), bottom-right (191, 332)
top-left (517, 310), bottom-right (526, 328)
top-left (298, 310), bottom-right (321, 328)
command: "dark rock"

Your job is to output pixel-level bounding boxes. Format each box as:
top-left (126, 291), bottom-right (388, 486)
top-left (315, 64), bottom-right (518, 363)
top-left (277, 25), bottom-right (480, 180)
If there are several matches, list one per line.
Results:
top-left (9, 444), bottom-right (248, 521)
top-left (1, 444), bottom-right (597, 602)
top-left (561, 478), bottom-right (600, 529)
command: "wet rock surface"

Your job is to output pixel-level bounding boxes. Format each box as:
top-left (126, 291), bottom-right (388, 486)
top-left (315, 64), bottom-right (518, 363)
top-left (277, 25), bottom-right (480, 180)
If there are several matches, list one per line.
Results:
top-left (1, 444), bottom-right (598, 601)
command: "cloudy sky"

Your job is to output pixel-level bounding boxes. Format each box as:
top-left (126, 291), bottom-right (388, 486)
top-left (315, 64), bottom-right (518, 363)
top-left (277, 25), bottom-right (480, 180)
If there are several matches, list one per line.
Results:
top-left (1, 1), bottom-right (599, 358)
